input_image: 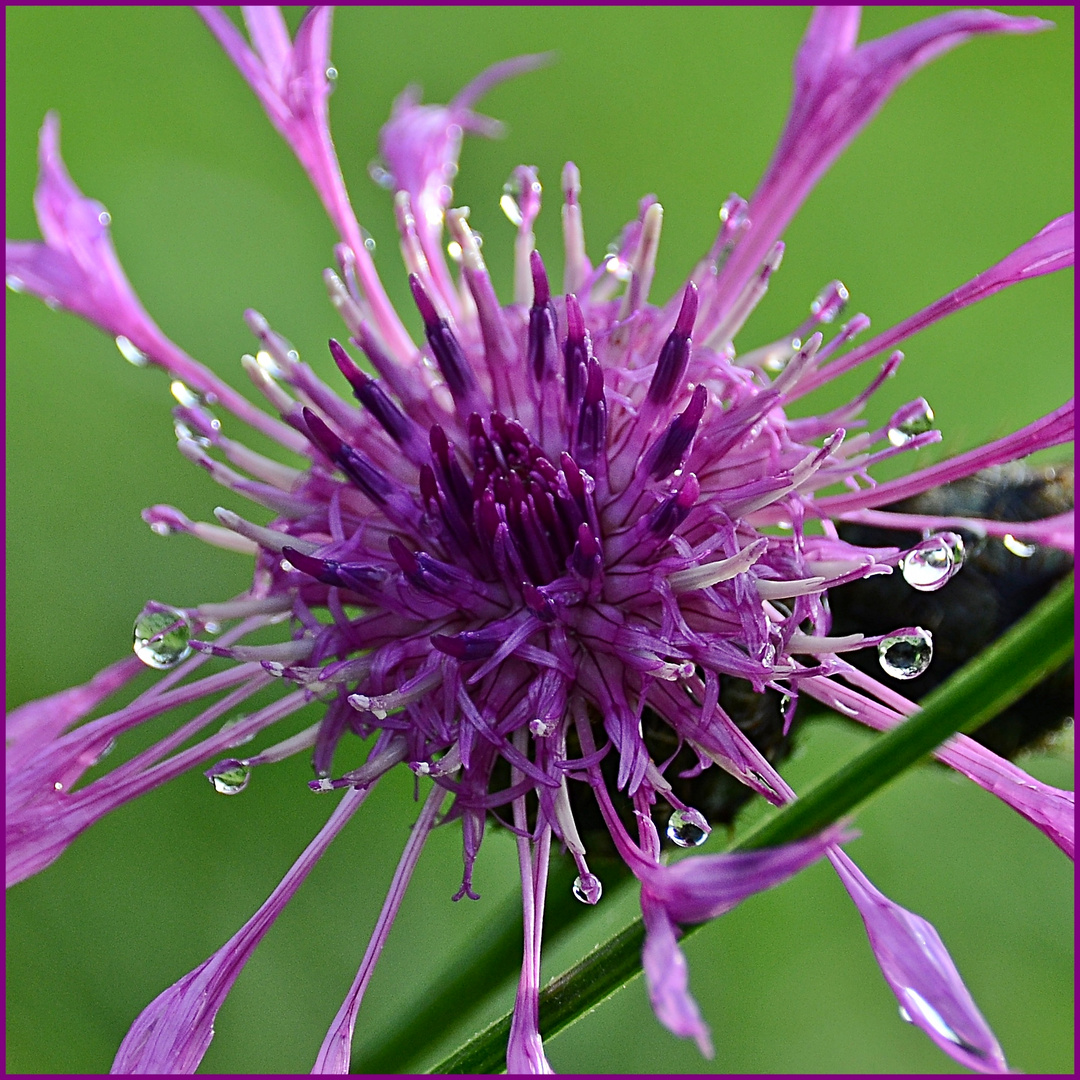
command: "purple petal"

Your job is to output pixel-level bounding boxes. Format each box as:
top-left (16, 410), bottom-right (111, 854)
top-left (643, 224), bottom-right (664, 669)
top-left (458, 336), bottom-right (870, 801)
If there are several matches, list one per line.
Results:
top-left (641, 893), bottom-right (714, 1057)
top-left (708, 8), bottom-right (1052, 319)
top-left (637, 821), bottom-right (853, 924)
top-left (829, 849), bottom-right (1009, 1073)
top-left (312, 785), bottom-right (443, 1073)
top-left (112, 784), bottom-right (370, 1074)
top-left (5, 656), bottom-right (143, 771)
top-left (797, 213), bottom-right (1075, 397)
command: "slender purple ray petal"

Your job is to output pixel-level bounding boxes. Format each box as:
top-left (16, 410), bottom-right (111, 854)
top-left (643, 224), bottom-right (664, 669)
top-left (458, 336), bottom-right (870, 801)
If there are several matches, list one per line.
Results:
top-left (819, 400), bottom-right (1074, 514)
top-left (828, 849), bottom-right (1009, 1074)
top-left (705, 8), bottom-right (1052, 324)
top-left (112, 782), bottom-right (373, 1074)
top-left (792, 213), bottom-right (1075, 399)
top-left (312, 784), bottom-right (445, 1072)
top-left (197, 6), bottom-right (415, 363)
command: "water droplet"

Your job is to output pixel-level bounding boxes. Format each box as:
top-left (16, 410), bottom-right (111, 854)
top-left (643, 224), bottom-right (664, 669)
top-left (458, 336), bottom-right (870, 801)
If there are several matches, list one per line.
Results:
top-left (877, 628), bottom-right (933, 679)
top-left (360, 227), bottom-right (376, 254)
top-left (500, 192), bottom-right (523, 227)
top-left (218, 715), bottom-right (256, 748)
top-left (1002, 533), bottom-right (1037, 558)
top-left (6, 274), bottom-right (26, 293)
top-left (901, 534), bottom-right (964, 592)
top-left (150, 521), bottom-right (171, 536)
top-left (602, 253), bottom-right (632, 281)
top-left (43, 295), bottom-right (60, 311)
top-left (810, 280), bottom-right (849, 323)
top-left (325, 65), bottom-right (338, 82)
top-left (115, 334), bottom-right (149, 367)
top-left (666, 808), bottom-right (710, 848)
top-left (368, 159), bottom-right (394, 190)
top-left (170, 380), bottom-right (201, 408)
top-left (98, 210), bottom-right (112, 226)
top-left (887, 401), bottom-right (935, 446)
top-left (208, 759), bottom-right (251, 795)
top-left (53, 780), bottom-right (64, 792)
top-left (446, 240), bottom-right (463, 263)
top-left (254, 348), bottom-right (285, 378)
top-left (899, 988), bottom-right (986, 1056)
top-left (529, 717), bottom-right (557, 737)
top-left (133, 604), bottom-right (193, 669)
top-left (572, 873), bottom-right (602, 904)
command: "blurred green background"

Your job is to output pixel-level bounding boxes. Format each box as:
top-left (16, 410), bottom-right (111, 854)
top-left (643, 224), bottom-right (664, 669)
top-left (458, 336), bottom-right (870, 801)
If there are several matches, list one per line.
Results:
top-left (6, 5), bottom-right (1073, 1074)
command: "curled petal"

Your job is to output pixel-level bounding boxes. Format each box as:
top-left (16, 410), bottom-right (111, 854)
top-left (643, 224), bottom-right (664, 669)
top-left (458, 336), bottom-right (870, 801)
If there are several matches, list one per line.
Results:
top-left (829, 850), bottom-right (1008, 1073)
top-left (113, 783), bottom-right (370, 1073)
top-left (637, 821), bottom-right (853, 924)
top-left (641, 893), bottom-right (713, 1057)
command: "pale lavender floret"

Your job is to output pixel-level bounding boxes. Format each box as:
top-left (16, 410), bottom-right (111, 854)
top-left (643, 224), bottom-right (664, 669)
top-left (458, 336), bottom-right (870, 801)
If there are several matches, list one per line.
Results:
top-left (5, 4), bottom-right (1074, 1075)
top-left (113, 782), bottom-right (371, 1074)
top-left (829, 849), bottom-right (1010, 1073)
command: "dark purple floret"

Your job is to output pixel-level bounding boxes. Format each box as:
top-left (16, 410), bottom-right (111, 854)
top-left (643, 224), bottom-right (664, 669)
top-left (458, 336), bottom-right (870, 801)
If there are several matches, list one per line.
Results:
top-left (328, 338), bottom-right (415, 448)
top-left (408, 273), bottom-right (478, 405)
top-left (647, 281), bottom-right (698, 406)
top-left (527, 250), bottom-right (557, 380)
top-left (644, 383), bottom-right (707, 480)
top-left (301, 407), bottom-right (391, 505)
top-left (575, 358), bottom-right (608, 469)
top-left (563, 292), bottom-right (590, 405)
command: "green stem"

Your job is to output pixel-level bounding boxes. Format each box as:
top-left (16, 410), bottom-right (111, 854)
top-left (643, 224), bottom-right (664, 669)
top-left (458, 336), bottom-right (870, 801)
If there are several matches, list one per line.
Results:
top-left (429, 573), bottom-right (1073, 1074)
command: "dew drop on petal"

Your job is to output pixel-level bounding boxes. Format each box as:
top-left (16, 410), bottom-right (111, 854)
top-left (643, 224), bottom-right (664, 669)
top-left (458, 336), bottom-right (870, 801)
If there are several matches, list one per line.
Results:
top-left (208, 759), bottom-right (251, 795)
top-left (572, 873), bottom-right (602, 904)
top-left (899, 988), bottom-right (988, 1056)
top-left (98, 210), bottom-right (112, 226)
top-left (6, 274), bottom-right (26, 293)
top-left (325, 65), bottom-right (338, 82)
top-left (1002, 533), bottom-right (1037, 558)
top-left (666, 808), bottom-right (710, 848)
top-left (115, 334), bottom-right (149, 367)
top-left (133, 604), bottom-right (193, 669)
top-left (887, 401), bottom-right (935, 446)
top-left (901, 534), bottom-right (964, 592)
top-left (877, 628), bottom-right (933, 679)
top-left (368, 159), bottom-right (394, 189)
top-left (360, 227), bottom-right (376, 254)
top-left (500, 190), bottom-right (524, 227)
top-left (218, 715), bottom-right (256, 748)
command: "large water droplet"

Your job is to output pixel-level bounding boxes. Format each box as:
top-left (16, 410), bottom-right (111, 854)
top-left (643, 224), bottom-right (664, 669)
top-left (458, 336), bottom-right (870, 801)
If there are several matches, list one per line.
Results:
top-left (887, 401), bottom-right (935, 446)
top-left (572, 873), bottom-right (602, 905)
top-left (115, 334), bottom-right (149, 367)
top-left (901, 534), bottom-right (964, 592)
top-left (899, 989), bottom-right (987, 1056)
top-left (133, 604), bottom-right (193, 669)
top-left (1002, 533), bottom-right (1037, 558)
top-left (666, 808), bottom-right (710, 848)
top-left (878, 628), bottom-right (933, 679)
top-left (207, 759), bottom-right (251, 795)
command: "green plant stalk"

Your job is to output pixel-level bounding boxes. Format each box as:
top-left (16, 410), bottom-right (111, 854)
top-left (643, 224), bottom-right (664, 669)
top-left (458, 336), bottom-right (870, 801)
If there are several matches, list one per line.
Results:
top-left (430, 573), bottom-right (1074, 1074)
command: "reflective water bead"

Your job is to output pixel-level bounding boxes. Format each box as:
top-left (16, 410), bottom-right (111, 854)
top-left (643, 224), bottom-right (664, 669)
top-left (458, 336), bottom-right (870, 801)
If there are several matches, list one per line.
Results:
top-left (207, 759), bottom-right (251, 795)
top-left (133, 604), bottom-right (193, 669)
top-left (1002, 533), bottom-right (1037, 558)
top-left (899, 988), bottom-right (987, 1056)
top-left (529, 717), bottom-right (557, 737)
top-left (6, 274), bottom-right (26, 293)
top-left (572, 873), bottom-right (602, 904)
top-left (877, 628), bottom-right (933, 679)
top-left (115, 334), bottom-right (149, 367)
top-left (666, 808), bottom-right (710, 848)
top-left (887, 401), bottom-right (935, 446)
top-left (901, 533), bottom-right (964, 592)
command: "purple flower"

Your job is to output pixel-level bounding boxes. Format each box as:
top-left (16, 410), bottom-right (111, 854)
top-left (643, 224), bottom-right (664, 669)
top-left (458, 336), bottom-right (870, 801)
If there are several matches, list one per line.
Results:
top-left (6, 6), bottom-right (1073, 1074)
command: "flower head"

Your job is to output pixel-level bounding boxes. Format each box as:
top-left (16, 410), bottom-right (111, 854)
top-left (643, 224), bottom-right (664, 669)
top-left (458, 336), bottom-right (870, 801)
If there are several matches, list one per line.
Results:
top-left (6, 6), bottom-right (1073, 1074)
